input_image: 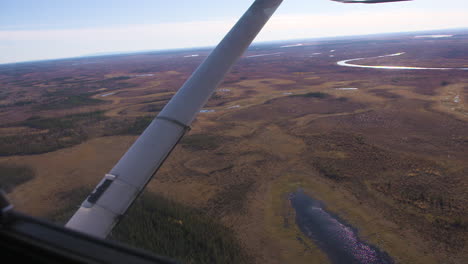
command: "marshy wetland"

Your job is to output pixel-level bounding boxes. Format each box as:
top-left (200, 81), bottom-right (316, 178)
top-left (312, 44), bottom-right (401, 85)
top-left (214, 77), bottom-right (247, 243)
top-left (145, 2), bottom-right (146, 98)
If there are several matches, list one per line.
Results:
top-left (1, 30), bottom-right (467, 263)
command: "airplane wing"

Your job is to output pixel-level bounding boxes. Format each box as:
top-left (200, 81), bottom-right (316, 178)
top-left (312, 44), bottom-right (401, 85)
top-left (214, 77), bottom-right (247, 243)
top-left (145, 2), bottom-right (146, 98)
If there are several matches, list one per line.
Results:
top-left (66, 0), bottom-right (413, 239)
top-left (65, 0), bottom-right (284, 238)
top-left (0, 0), bottom-right (418, 261)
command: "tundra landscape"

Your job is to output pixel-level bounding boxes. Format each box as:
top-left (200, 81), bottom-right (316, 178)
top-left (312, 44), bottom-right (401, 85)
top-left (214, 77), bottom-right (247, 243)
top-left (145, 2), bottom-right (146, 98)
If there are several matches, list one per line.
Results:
top-left (0, 30), bottom-right (467, 263)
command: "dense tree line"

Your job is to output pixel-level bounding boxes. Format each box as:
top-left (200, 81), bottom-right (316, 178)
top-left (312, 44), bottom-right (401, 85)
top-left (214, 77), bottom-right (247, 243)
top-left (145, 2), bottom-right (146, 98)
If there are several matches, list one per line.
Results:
top-left (0, 164), bottom-right (35, 193)
top-left (111, 192), bottom-right (248, 264)
top-left (0, 112), bottom-right (158, 156)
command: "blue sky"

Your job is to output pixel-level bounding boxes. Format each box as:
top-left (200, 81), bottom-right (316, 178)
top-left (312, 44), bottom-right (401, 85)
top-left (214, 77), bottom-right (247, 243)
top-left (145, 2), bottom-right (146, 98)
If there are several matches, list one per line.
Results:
top-left (0, 0), bottom-right (467, 64)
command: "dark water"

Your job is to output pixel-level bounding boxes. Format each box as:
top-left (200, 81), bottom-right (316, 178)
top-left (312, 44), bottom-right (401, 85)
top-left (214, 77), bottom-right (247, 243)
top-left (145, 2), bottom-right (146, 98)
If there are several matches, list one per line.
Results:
top-left (290, 190), bottom-right (394, 264)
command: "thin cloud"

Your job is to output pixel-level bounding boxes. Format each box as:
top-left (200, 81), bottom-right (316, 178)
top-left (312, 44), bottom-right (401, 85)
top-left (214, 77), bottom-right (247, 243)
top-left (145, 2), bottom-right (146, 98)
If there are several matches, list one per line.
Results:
top-left (260, 10), bottom-right (468, 39)
top-left (0, 9), bottom-right (466, 64)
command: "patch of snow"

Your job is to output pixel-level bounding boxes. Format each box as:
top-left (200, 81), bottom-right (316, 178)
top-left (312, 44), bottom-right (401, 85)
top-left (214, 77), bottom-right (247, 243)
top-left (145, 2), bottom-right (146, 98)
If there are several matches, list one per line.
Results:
top-left (133, 74), bottom-right (154, 77)
top-left (199, 109), bottom-right (215, 113)
top-left (454, 95), bottom-right (460, 103)
top-left (330, 50), bottom-right (335, 53)
top-left (414, 35), bottom-right (453, 38)
top-left (218, 88), bottom-right (231, 92)
top-left (245, 52), bottom-right (283, 58)
top-left (335, 88), bottom-right (358, 90)
top-left (283, 92), bottom-right (293, 95)
top-left (184, 54), bottom-right (199, 58)
top-left (227, 105), bottom-right (240, 109)
top-left (280, 43), bottom-right (303, 48)
top-left (101, 92), bottom-right (116, 97)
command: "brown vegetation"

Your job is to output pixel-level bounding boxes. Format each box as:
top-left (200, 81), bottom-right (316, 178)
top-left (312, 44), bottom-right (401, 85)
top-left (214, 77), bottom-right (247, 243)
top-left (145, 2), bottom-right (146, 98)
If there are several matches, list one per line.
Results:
top-left (0, 30), bottom-right (467, 263)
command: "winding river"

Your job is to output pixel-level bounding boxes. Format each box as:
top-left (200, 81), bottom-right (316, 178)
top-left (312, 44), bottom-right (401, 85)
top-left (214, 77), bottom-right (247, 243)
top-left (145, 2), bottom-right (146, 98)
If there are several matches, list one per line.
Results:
top-left (337, 52), bottom-right (468, 70)
top-left (290, 189), bottom-right (393, 264)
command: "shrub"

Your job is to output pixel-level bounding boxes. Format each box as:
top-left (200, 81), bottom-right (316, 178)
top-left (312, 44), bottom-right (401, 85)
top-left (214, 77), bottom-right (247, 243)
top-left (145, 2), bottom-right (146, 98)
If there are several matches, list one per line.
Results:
top-left (314, 160), bottom-right (344, 181)
top-left (122, 116), bottom-right (154, 135)
top-left (180, 134), bottom-right (220, 151)
top-left (0, 164), bottom-right (35, 193)
top-left (37, 95), bottom-right (104, 110)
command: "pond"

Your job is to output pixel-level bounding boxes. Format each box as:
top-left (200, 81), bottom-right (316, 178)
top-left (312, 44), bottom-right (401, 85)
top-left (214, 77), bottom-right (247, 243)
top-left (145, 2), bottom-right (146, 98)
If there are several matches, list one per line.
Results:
top-left (290, 189), bottom-right (393, 264)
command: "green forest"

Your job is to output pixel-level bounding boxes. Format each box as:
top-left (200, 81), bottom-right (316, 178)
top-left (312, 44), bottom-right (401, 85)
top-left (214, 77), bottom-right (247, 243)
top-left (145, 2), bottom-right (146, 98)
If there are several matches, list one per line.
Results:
top-left (111, 192), bottom-right (248, 264)
top-left (50, 189), bottom-right (248, 264)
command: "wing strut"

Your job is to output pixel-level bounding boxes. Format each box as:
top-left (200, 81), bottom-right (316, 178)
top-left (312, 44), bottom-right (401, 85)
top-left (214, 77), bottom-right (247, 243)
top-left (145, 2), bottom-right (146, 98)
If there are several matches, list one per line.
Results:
top-left (66, 0), bottom-right (284, 238)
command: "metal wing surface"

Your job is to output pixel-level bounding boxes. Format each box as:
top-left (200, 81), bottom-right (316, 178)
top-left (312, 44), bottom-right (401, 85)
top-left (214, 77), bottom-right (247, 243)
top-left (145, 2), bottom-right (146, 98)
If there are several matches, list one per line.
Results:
top-left (65, 0), bottom-right (284, 238)
top-left (66, 0), bottom-right (412, 238)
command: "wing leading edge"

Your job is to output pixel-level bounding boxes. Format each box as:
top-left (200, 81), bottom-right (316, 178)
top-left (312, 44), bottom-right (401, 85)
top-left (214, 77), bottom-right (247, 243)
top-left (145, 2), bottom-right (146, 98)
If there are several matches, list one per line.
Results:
top-left (66, 0), bottom-right (411, 238)
top-left (65, 0), bottom-right (284, 238)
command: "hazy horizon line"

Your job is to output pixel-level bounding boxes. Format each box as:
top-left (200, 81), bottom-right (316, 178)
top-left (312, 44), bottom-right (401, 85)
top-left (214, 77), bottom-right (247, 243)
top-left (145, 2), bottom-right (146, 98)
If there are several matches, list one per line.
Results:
top-left (1, 27), bottom-right (466, 66)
